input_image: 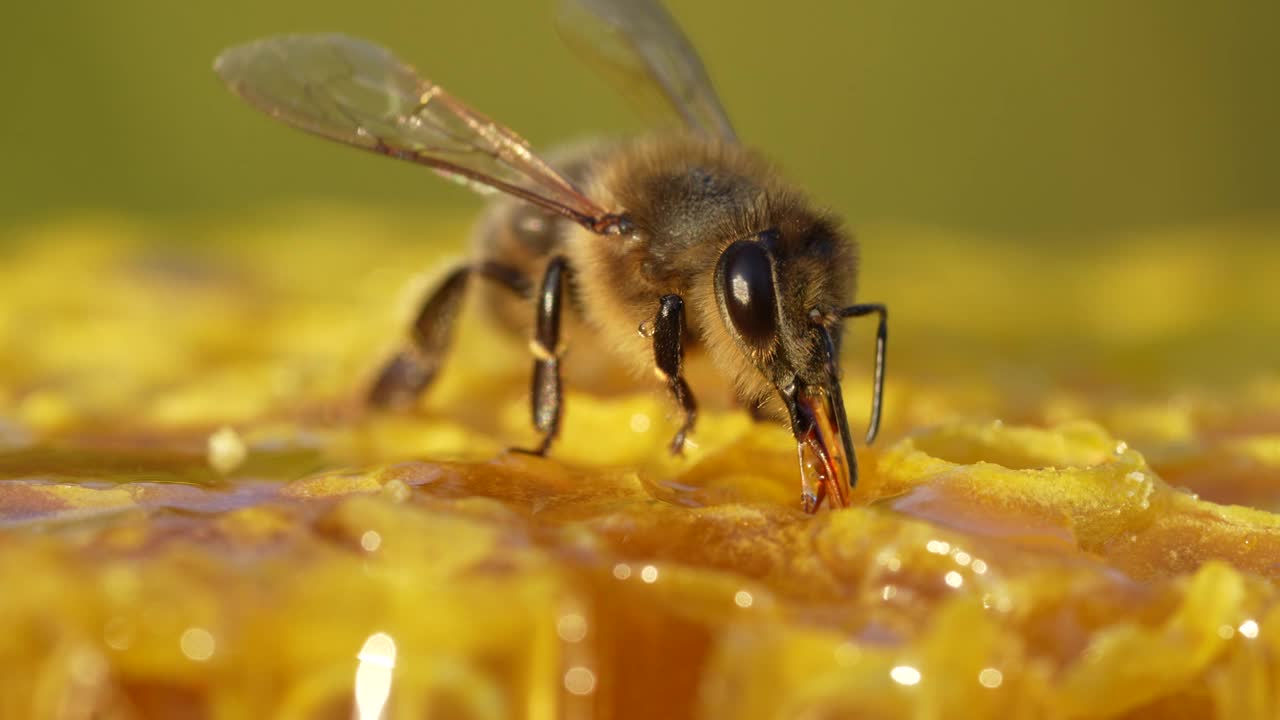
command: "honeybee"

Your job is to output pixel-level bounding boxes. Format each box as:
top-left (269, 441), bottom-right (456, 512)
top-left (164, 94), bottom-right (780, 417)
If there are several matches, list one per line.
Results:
top-left (214, 0), bottom-right (888, 512)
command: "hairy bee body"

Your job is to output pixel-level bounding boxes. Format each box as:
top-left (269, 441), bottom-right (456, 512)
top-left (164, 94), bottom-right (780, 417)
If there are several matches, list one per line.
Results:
top-left (472, 135), bottom-right (859, 416)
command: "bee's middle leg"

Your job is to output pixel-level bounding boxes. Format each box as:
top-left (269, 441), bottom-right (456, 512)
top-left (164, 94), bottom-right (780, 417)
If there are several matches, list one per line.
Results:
top-left (367, 261), bottom-right (529, 410)
top-left (518, 256), bottom-right (570, 456)
top-left (653, 294), bottom-right (698, 455)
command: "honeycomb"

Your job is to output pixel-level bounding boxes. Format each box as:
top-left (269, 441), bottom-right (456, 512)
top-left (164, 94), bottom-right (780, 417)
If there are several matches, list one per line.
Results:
top-left (1, 211), bottom-right (1277, 718)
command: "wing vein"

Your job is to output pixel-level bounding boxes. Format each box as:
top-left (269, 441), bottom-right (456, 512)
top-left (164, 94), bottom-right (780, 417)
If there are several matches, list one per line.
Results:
top-left (214, 33), bottom-right (627, 234)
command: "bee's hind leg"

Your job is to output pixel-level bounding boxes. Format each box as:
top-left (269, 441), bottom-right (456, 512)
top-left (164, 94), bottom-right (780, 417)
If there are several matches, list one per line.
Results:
top-left (653, 294), bottom-right (698, 455)
top-left (367, 261), bottom-right (529, 410)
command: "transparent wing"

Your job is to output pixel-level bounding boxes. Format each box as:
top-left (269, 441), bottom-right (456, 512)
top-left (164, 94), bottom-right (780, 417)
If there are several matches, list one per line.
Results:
top-left (214, 34), bottom-right (627, 233)
top-left (557, 0), bottom-right (736, 140)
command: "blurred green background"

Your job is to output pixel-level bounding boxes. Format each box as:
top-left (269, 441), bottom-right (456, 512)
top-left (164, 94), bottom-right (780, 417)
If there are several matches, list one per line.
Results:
top-left (4, 0), bottom-right (1277, 238)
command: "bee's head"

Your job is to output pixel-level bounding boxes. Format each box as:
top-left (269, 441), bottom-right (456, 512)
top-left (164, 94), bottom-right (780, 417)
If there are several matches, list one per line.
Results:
top-left (712, 214), bottom-right (862, 511)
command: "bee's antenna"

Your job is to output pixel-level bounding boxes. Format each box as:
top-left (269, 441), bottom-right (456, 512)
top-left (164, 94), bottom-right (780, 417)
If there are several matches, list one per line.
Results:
top-left (839, 303), bottom-right (888, 444)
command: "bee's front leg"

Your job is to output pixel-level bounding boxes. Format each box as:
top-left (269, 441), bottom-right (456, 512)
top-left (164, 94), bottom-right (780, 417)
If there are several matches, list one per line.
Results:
top-left (653, 294), bottom-right (698, 456)
top-left (838, 302), bottom-right (889, 444)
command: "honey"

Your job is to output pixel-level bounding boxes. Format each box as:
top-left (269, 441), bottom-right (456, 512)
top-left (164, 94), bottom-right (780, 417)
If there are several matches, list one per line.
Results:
top-left (0, 213), bottom-right (1277, 718)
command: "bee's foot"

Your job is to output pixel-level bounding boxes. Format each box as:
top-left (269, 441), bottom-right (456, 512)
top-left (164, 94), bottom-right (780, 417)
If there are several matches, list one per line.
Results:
top-left (668, 431), bottom-right (687, 457)
top-left (509, 438), bottom-right (553, 457)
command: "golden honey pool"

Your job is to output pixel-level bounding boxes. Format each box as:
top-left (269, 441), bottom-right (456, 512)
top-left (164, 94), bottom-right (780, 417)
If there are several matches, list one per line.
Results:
top-left (1, 213), bottom-right (1278, 719)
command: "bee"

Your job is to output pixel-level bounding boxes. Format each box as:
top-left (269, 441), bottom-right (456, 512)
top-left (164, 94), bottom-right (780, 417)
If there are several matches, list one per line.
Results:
top-left (214, 0), bottom-right (888, 512)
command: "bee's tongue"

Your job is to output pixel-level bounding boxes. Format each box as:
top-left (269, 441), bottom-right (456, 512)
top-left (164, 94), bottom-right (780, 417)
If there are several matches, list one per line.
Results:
top-left (792, 382), bottom-right (855, 513)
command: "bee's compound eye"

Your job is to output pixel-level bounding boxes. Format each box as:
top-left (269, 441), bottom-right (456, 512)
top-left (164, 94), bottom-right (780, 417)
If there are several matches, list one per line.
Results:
top-left (718, 240), bottom-right (778, 347)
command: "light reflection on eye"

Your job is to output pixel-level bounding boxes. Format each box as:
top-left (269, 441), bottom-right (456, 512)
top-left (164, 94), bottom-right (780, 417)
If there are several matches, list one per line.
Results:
top-left (734, 590), bottom-right (754, 608)
top-left (640, 565), bottom-right (659, 583)
top-left (926, 540), bottom-right (950, 555)
top-left (730, 274), bottom-right (750, 306)
top-left (612, 563), bottom-right (632, 580)
top-left (1239, 619), bottom-right (1260, 639)
top-left (355, 632), bottom-right (397, 720)
top-left (944, 571), bottom-right (964, 589)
